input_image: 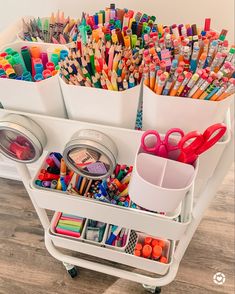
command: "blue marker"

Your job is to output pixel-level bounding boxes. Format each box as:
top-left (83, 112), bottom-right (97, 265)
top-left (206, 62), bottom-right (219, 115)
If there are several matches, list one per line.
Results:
top-left (128, 74), bottom-right (135, 88)
top-left (190, 42), bottom-right (200, 73)
top-left (106, 226), bottom-right (122, 245)
top-left (60, 177), bottom-right (67, 191)
top-left (34, 73), bottom-right (43, 82)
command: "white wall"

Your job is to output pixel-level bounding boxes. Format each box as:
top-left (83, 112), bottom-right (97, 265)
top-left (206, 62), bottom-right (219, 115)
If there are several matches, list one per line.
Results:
top-left (0, 0), bottom-right (234, 41)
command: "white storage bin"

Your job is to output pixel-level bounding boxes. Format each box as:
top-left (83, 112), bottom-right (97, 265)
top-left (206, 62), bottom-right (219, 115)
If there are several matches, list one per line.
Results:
top-left (50, 212), bottom-right (86, 241)
top-left (104, 225), bottom-right (131, 252)
top-left (143, 84), bottom-right (234, 133)
top-left (194, 111), bottom-right (232, 196)
top-left (0, 41), bottom-right (67, 118)
top-left (134, 233), bottom-right (171, 262)
top-left (83, 219), bottom-right (108, 246)
top-left (60, 77), bottom-right (141, 129)
top-left (129, 152), bottom-right (197, 212)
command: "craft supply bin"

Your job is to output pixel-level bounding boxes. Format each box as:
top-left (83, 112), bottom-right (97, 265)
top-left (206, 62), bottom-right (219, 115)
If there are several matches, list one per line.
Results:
top-left (0, 41), bottom-right (67, 118)
top-left (143, 84), bottom-right (234, 133)
top-left (0, 108), bottom-right (233, 291)
top-left (60, 77), bottom-right (141, 129)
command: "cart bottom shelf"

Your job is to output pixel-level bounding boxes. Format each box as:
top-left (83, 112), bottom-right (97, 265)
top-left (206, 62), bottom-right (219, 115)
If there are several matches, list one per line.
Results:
top-left (47, 228), bottom-right (175, 276)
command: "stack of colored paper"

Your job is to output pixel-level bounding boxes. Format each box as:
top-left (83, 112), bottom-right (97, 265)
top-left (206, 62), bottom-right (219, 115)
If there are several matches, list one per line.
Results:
top-left (55, 213), bottom-right (86, 238)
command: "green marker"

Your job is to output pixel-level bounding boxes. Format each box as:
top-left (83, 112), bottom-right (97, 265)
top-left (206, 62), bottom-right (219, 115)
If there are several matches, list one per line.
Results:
top-left (131, 35), bottom-right (137, 48)
top-left (5, 55), bottom-right (15, 66)
top-left (11, 52), bottom-right (27, 73)
top-left (4, 48), bottom-right (15, 55)
top-left (21, 47), bottom-right (32, 72)
top-left (115, 20), bottom-right (121, 29)
top-left (79, 25), bottom-right (87, 44)
top-left (51, 53), bottom-right (59, 66)
top-left (21, 71), bottom-right (32, 81)
top-left (43, 18), bottom-right (50, 42)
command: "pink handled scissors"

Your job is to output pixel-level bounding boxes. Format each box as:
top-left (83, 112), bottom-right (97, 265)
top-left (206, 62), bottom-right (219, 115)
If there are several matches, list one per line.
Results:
top-left (178, 123), bottom-right (227, 164)
top-left (141, 128), bottom-right (185, 158)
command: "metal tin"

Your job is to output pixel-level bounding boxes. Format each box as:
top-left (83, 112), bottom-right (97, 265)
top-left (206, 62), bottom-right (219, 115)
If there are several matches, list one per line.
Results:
top-left (0, 114), bottom-right (47, 163)
top-left (63, 129), bottom-right (118, 179)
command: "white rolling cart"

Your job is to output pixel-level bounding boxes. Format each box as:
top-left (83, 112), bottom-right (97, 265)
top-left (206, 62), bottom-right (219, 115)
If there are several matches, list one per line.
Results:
top-left (0, 108), bottom-right (233, 294)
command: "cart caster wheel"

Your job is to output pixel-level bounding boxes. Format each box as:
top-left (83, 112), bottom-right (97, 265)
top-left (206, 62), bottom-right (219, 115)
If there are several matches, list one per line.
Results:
top-left (142, 284), bottom-right (161, 293)
top-left (67, 267), bottom-right (78, 278)
top-left (63, 262), bottom-right (78, 278)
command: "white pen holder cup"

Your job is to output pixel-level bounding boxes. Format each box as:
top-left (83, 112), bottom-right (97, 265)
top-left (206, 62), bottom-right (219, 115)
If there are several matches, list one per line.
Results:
top-left (0, 41), bottom-right (67, 118)
top-left (129, 150), bottom-right (197, 212)
top-left (143, 84), bottom-right (234, 133)
top-left (60, 77), bottom-right (141, 129)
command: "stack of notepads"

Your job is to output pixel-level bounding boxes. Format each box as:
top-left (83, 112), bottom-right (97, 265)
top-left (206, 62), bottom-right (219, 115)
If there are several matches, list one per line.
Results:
top-left (54, 213), bottom-right (85, 238)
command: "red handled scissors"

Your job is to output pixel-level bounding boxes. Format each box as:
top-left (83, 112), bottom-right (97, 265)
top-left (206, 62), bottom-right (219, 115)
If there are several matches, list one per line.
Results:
top-left (141, 128), bottom-right (185, 158)
top-left (177, 123), bottom-right (227, 164)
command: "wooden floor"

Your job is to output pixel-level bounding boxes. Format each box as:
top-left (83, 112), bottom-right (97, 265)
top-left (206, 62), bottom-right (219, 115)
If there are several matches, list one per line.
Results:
top-left (0, 166), bottom-right (234, 294)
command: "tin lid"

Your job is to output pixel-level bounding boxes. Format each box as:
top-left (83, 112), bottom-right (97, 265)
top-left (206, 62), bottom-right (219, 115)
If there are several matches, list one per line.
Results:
top-left (63, 130), bottom-right (118, 180)
top-left (0, 114), bottom-right (46, 163)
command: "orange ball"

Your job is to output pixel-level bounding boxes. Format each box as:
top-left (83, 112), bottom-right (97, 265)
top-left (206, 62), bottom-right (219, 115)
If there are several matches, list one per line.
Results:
top-left (151, 239), bottom-right (159, 247)
top-left (135, 243), bottom-right (143, 251)
top-left (160, 256), bottom-right (168, 263)
top-left (158, 240), bottom-right (165, 249)
top-left (144, 236), bottom-right (152, 245)
top-left (134, 249), bottom-right (141, 257)
top-left (152, 245), bottom-right (162, 259)
top-left (142, 245), bottom-right (152, 258)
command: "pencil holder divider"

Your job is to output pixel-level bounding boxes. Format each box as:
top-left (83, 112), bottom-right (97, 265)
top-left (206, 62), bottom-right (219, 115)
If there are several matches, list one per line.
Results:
top-left (60, 77), bottom-right (141, 129)
top-left (142, 84), bottom-right (234, 133)
top-left (129, 141), bottom-right (198, 212)
top-left (0, 41), bottom-right (68, 118)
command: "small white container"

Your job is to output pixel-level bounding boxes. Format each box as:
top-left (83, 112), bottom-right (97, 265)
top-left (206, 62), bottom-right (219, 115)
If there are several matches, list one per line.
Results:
top-left (0, 41), bottom-right (68, 118)
top-left (83, 219), bottom-right (108, 247)
top-left (50, 212), bottom-right (86, 241)
top-left (60, 77), bottom-right (141, 129)
top-left (143, 84), bottom-right (234, 133)
top-left (129, 152), bottom-right (197, 212)
top-left (134, 233), bottom-right (171, 262)
top-left (104, 225), bottom-right (131, 252)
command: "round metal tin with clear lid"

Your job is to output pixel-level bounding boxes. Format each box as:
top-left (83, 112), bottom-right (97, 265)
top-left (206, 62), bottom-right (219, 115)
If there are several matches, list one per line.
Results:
top-left (0, 114), bottom-right (47, 163)
top-left (63, 129), bottom-right (118, 180)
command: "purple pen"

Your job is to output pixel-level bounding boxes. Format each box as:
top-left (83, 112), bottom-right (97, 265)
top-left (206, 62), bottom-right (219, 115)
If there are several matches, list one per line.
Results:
top-left (40, 52), bottom-right (48, 69)
top-left (178, 24), bottom-right (184, 36)
top-left (42, 180), bottom-right (52, 187)
top-left (50, 154), bottom-right (61, 168)
top-left (187, 27), bottom-right (193, 37)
